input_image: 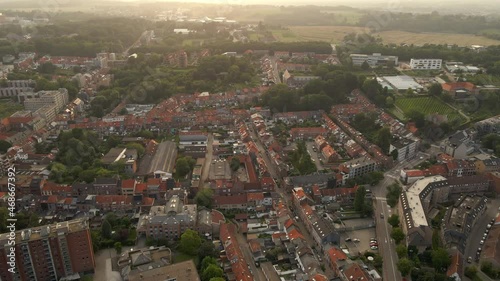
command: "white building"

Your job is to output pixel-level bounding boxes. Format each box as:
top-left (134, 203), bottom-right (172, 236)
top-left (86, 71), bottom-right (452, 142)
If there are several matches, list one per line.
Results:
top-left (350, 53), bottom-right (398, 67)
top-left (390, 137), bottom-right (419, 162)
top-left (409, 59), bottom-right (442, 70)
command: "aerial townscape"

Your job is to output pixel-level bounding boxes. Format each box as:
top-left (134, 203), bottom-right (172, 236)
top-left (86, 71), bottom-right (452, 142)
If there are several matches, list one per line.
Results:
top-left (1, 1), bottom-right (500, 281)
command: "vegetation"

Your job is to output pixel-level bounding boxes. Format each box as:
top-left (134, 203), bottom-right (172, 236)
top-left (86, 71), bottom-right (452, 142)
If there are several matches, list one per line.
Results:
top-left (395, 96), bottom-right (466, 126)
top-left (0, 140), bottom-right (12, 154)
top-left (195, 188), bottom-right (214, 208)
top-left (289, 141), bottom-right (317, 175)
top-left (397, 258), bottom-right (413, 276)
top-left (0, 208), bottom-right (40, 232)
top-left (0, 99), bottom-right (23, 119)
top-left (386, 183), bottom-right (402, 208)
top-left (48, 129), bottom-right (130, 183)
top-left (92, 214), bottom-right (136, 252)
top-left (345, 171), bottom-right (384, 187)
top-left (179, 229), bottom-right (202, 256)
top-left (481, 133), bottom-right (500, 157)
top-left (388, 214), bottom-right (400, 228)
top-left (481, 261), bottom-right (500, 279)
top-left (175, 156), bottom-right (196, 179)
top-left (353, 186), bottom-right (373, 217)
top-left (391, 227), bottom-right (405, 244)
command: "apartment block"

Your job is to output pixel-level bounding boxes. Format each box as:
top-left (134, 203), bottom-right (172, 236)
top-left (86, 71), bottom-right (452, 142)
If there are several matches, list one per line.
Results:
top-left (24, 88), bottom-right (69, 114)
top-left (409, 58), bottom-right (442, 70)
top-left (350, 53), bottom-right (398, 67)
top-left (0, 218), bottom-right (95, 281)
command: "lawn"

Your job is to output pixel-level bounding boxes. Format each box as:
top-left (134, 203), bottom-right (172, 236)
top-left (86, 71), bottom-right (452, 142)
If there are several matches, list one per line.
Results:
top-left (283, 26), bottom-right (500, 46)
top-left (0, 99), bottom-right (23, 119)
top-left (395, 96), bottom-right (467, 125)
top-left (173, 252), bottom-right (198, 265)
top-left (270, 29), bottom-right (304, 42)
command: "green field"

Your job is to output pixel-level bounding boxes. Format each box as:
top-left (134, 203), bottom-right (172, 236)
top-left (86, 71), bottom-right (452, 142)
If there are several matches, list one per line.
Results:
top-left (284, 26), bottom-right (500, 46)
top-left (395, 96), bottom-right (467, 124)
top-left (0, 100), bottom-right (23, 119)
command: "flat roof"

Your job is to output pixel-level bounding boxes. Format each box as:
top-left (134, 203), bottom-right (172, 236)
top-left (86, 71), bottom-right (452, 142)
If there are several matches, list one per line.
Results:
top-left (403, 175), bottom-right (447, 228)
top-left (382, 75), bottom-right (423, 91)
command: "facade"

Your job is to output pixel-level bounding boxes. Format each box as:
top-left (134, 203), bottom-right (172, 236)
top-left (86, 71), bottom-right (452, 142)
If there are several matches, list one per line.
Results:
top-left (24, 88), bottom-right (69, 113)
top-left (350, 53), bottom-right (398, 67)
top-left (409, 58), bottom-right (442, 70)
top-left (340, 156), bottom-right (378, 179)
top-left (442, 195), bottom-right (487, 253)
top-left (0, 80), bottom-right (35, 101)
top-left (474, 115), bottom-right (500, 136)
top-left (179, 131), bottom-right (208, 158)
top-left (389, 138), bottom-right (418, 162)
top-left (0, 218), bottom-right (95, 281)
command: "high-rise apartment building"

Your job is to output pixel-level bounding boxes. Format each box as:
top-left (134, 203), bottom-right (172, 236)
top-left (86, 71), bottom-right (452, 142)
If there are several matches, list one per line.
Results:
top-left (0, 218), bottom-right (95, 281)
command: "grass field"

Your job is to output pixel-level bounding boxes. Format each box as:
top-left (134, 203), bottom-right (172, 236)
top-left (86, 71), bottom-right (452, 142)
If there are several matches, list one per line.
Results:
top-left (395, 96), bottom-right (467, 124)
top-left (270, 29), bottom-right (304, 42)
top-left (0, 100), bottom-right (23, 119)
top-left (285, 26), bottom-right (500, 46)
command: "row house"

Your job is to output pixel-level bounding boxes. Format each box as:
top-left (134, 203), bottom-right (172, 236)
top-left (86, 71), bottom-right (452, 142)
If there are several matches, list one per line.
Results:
top-left (290, 127), bottom-right (328, 141)
top-left (213, 194), bottom-right (248, 210)
top-left (219, 223), bottom-right (253, 281)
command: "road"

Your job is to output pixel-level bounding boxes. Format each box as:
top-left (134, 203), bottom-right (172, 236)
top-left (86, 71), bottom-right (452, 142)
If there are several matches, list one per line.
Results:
top-left (464, 199), bottom-right (500, 267)
top-left (123, 30), bottom-right (150, 57)
top-left (247, 122), bottom-right (336, 278)
top-left (372, 151), bottom-right (434, 281)
top-left (305, 141), bottom-right (324, 171)
top-left (269, 56), bottom-right (281, 84)
top-left (234, 228), bottom-right (267, 281)
top-left (200, 133), bottom-right (213, 189)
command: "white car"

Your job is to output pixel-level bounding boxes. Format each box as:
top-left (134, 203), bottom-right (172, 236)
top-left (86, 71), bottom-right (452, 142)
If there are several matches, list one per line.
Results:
top-left (480, 240), bottom-right (484, 245)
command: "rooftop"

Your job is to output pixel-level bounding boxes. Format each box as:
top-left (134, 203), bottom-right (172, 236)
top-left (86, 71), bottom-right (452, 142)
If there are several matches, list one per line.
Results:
top-left (128, 260), bottom-right (200, 281)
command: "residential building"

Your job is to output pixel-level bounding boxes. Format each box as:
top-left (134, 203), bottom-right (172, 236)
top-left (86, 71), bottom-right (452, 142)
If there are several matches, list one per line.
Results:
top-left (474, 115), bottom-right (500, 136)
top-left (290, 127), bottom-right (328, 141)
top-left (101, 147), bottom-right (138, 174)
top-left (219, 223), bottom-right (253, 281)
top-left (475, 158), bottom-right (500, 174)
top-left (24, 88), bottom-right (69, 113)
top-left (322, 145), bottom-right (340, 163)
top-left (442, 195), bottom-right (487, 253)
top-left (389, 137), bottom-right (419, 162)
top-left (128, 260), bottom-right (200, 281)
top-left (339, 263), bottom-right (374, 281)
top-left (339, 156), bottom-right (378, 179)
top-left (481, 216), bottom-right (500, 268)
top-left (350, 53), bottom-right (398, 67)
top-left (0, 80), bottom-right (35, 101)
top-left (0, 218), bottom-right (95, 281)
top-left (93, 177), bottom-right (119, 195)
top-left (409, 58), bottom-right (442, 70)
top-left (442, 130), bottom-right (475, 159)
top-left (179, 131), bottom-right (208, 158)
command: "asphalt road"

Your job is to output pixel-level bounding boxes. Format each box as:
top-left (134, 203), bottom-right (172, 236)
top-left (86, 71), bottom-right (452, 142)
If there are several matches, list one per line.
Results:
top-left (305, 141), bottom-right (324, 171)
top-left (199, 133), bottom-right (213, 188)
top-left (464, 199), bottom-right (500, 267)
top-left (247, 123), bottom-right (336, 278)
top-left (234, 228), bottom-right (267, 281)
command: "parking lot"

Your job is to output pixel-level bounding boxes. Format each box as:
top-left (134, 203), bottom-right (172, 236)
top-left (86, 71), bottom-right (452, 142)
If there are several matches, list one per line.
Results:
top-left (337, 218), bottom-right (377, 255)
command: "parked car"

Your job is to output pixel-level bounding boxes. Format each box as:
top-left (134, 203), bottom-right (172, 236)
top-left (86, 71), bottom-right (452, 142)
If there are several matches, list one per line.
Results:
top-left (467, 256), bottom-right (472, 263)
top-left (353, 238), bottom-right (360, 242)
top-left (345, 237), bottom-right (352, 242)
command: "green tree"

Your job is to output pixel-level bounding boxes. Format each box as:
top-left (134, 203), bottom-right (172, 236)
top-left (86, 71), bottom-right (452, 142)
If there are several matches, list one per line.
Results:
top-left (176, 157), bottom-right (192, 178)
top-left (38, 62), bottom-right (57, 74)
top-left (376, 127), bottom-right (392, 154)
top-left (464, 266), bottom-right (478, 279)
top-left (179, 229), bottom-right (202, 256)
top-left (353, 185), bottom-right (367, 213)
top-left (201, 256), bottom-right (217, 272)
top-left (195, 188), bottom-right (214, 208)
top-left (407, 110), bottom-right (426, 128)
top-left (388, 214), bottom-right (400, 227)
top-left (385, 96), bottom-right (394, 107)
top-left (101, 219), bottom-right (112, 239)
top-left (114, 242), bottom-right (122, 254)
top-left (199, 240), bottom-right (217, 259)
top-left (0, 140), bottom-right (12, 153)
top-left (406, 88), bottom-right (414, 96)
top-left (391, 227), bottom-right (405, 244)
top-left (201, 264), bottom-right (224, 281)
top-left (230, 157), bottom-right (240, 172)
top-left (397, 258), bottom-right (412, 276)
top-left (125, 142), bottom-right (145, 156)
top-left (429, 83), bottom-right (443, 96)
top-left (361, 61), bottom-right (370, 70)
top-left (396, 244), bottom-right (408, 259)
top-left (431, 248), bottom-right (451, 272)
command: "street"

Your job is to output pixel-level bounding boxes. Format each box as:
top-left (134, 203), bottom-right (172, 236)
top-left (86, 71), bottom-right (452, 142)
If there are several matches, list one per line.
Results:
top-left (200, 133), bottom-right (214, 189)
top-left (305, 141), bottom-right (324, 171)
top-left (234, 230), bottom-right (267, 281)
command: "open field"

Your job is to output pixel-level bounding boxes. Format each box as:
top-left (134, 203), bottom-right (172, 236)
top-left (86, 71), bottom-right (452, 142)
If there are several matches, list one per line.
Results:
top-left (270, 29), bottom-right (304, 42)
top-left (395, 96), bottom-right (467, 124)
top-left (285, 26), bottom-right (500, 46)
top-left (0, 100), bottom-right (23, 119)
top-left (288, 26), bottom-right (362, 43)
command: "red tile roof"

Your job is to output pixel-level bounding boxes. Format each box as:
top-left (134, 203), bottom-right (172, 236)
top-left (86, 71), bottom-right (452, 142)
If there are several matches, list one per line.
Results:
top-left (327, 247), bottom-right (347, 266)
top-left (121, 179), bottom-right (136, 189)
top-left (343, 263), bottom-right (370, 281)
top-left (288, 228), bottom-right (305, 241)
top-left (220, 223), bottom-right (253, 281)
top-left (213, 194), bottom-right (247, 206)
top-left (247, 192), bottom-right (264, 202)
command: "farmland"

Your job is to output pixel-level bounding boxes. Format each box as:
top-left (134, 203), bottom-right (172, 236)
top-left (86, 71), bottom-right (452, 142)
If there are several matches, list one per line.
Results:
top-left (284, 26), bottom-right (500, 46)
top-left (394, 96), bottom-right (467, 125)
